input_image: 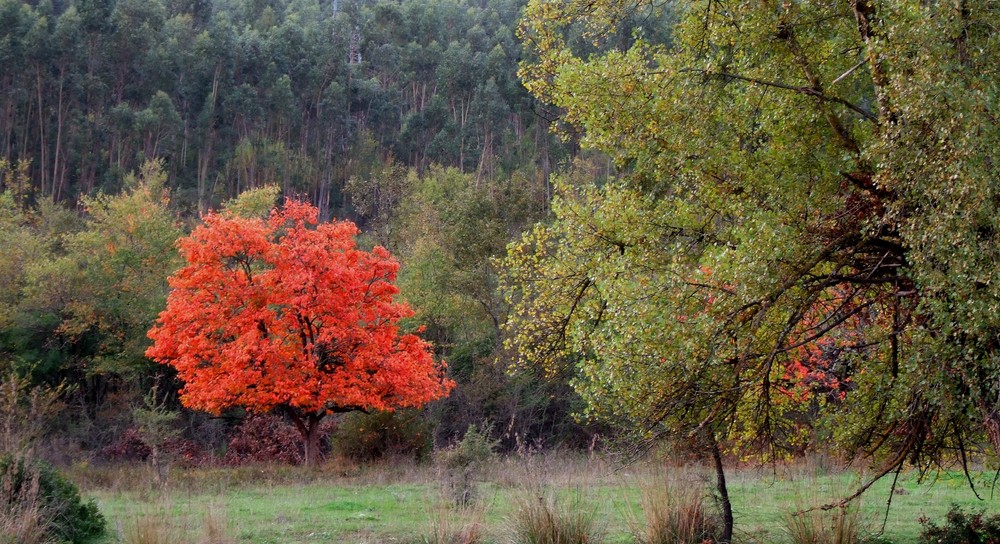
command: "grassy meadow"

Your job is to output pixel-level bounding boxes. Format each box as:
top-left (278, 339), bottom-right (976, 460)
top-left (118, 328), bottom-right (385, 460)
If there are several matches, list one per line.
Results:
top-left (68, 454), bottom-right (998, 543)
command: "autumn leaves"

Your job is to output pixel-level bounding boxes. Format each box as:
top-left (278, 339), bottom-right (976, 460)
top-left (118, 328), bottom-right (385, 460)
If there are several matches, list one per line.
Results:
top-left (146, 199), bottom-right (453, 466)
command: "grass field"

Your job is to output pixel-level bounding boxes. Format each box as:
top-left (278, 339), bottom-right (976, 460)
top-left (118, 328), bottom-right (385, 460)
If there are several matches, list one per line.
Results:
top-left (74, 454), bottom-right (999, 543)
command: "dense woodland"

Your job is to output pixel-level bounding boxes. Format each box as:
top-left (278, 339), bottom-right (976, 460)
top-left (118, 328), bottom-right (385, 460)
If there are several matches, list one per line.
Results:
top-left (0, 0), bottom-right (570, 212)
top-left (0, 0), bottom-right (622, 463)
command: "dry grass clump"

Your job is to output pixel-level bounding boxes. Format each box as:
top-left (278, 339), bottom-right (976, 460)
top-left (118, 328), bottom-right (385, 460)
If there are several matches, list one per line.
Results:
top-left (118, 501), bottom-right (235, 544)
top-left (199, 503), bottom-right (235, 544)
top-left (0, 463), bottom-right (50, 544)
top-left (785, 503), bottom-right (868, 544)
top-left (119, 509), bottom-right (181, 544)
top-left (424, 499), bottom-right (487, 544)
top-left (507, 491), bottom-right (604, 544)
top-left (626, 472), bottom-right (724, 544)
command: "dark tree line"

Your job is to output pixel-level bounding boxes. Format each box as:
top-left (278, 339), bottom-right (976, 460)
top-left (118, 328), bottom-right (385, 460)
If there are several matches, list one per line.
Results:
top-left (0, 0), bottom-right (566, 218)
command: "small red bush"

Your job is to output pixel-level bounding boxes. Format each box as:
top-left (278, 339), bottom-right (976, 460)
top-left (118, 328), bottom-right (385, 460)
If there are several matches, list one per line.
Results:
top-left (100, 428), bottom-right (151, 462)
top-left (224, 414), bottom-right (305, 465)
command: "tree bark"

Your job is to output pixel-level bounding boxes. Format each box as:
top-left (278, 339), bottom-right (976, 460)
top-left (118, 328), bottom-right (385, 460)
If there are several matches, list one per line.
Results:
top-left (981, 399), bottom-right (1000, 461)
top-left (52, 66), bottom-right (65, 202)
top-left (35, 66), bottom-right (48, 196)
top-left (712, 439), bottom-right (734, 544)
top-left (290, 411), bottom-right (325, 468)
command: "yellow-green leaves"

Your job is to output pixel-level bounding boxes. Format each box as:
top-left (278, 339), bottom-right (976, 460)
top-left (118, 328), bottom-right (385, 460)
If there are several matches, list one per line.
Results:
top-left (508, 0), bottom-right (1000, 468)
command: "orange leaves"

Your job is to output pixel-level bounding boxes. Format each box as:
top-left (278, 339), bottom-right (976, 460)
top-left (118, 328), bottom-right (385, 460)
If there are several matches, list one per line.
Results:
top-left (146, 199), bottom-right (453, 418)
top-left (777, 285), bottom-right (876, 404)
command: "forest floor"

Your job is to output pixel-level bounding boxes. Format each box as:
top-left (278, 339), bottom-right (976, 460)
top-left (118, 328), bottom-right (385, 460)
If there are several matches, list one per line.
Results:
top-left (71, 453), bottom-right (997, 543)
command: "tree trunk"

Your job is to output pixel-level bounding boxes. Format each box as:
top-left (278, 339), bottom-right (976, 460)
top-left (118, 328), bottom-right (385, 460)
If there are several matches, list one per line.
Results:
top-left (712, 439), bottom-right (734, 544)
top-left (981, 396), bottom-right (1000, 460)
top-left (290, 411), bottom-right (325, 468)
top-left (52, 66), bottom-right (65, 201)
top-left (35, 67), bottom-right (48, 196)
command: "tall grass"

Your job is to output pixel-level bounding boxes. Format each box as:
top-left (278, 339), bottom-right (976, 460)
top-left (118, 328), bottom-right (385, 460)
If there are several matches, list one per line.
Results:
top-left (86, 453), bottom-right (992, 543)
top-left (118, 501), bottom-right (235, 544)
top-left (200, 503), bottom-right (234, 544)
top-left (119, 508), bottom-right (183, 544)
top-left (784, 502), bottom-right (869, 544)
top-left (626, 472), bottom-right (723, 544)
top-left (424, 499), bottom-right (486, 544)
top-left (0, 462), bottom-right (50, 544)
top-left (507, 491), bottom-right (604, 544)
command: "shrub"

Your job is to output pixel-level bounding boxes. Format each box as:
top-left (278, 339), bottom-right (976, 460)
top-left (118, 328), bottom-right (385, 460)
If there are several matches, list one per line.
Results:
top-left (627, 476), bottom-right (723, 544)
top-left (333, 410), bottom-right (432, 462)
top-left (101, 428), bottom-right (152, 462)
top-left (918, 504), bottom-right (1000, 544)
top-left (438, 425), bottom-right (498, 507)
top-left (224, 414), bottom-right (303, 465)
top-left (507, 492), bottom-right (604, 544)
top-left (0, 455), bottom-right (105, 543)
top-left (101, 428), bottom-right (205, 469)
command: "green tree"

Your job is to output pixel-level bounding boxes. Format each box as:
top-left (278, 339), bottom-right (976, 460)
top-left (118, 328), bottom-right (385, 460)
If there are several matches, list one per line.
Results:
top-left (506, 0), bottom-right (1000, 538)
top-left (393, 166), bottom-right (585, 447)
top-left (62, 160), bottom-right (182, 378)
top-left (0, 171), bottom-right (84, 385)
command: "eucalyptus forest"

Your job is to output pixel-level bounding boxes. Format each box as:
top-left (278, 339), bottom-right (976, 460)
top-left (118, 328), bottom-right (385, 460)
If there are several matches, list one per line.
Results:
top-left (2, 0), bottom-right (1000, 542)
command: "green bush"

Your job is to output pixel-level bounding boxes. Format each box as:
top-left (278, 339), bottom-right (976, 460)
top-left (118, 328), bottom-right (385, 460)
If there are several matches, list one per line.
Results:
top-left (918, 504), bottom-right (1000, 544)
top-left (439, 425), bottom-right (498, 473)
top-left (0, 455), bottom-right (105, 543)
top-left (438, 424), bottom-right (499, 506)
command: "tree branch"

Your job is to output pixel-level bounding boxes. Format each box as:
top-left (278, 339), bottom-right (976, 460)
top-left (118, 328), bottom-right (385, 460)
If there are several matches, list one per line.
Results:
top-left (694, 69), bottom-right (877, 123)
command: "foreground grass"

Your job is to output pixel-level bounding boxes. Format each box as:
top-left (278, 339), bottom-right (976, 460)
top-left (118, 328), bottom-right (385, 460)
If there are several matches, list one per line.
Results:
top-left (73, 455), bottom-right (998, 543)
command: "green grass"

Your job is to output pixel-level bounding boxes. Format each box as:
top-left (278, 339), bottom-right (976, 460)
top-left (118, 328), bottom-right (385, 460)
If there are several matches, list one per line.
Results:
top-left (728, 465), bottom-right (997, 542)
top-left (72, 455), bottom-right (1000, 543)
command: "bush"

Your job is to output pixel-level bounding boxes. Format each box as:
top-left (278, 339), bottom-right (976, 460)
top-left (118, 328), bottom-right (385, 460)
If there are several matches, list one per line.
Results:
top-left (224, 414), bottom-right (303, 465)
top-left (101, 428), bottom-right (206, 469)
top-left (101, 427), bottom-right (152, 462)
top-left (918, 504), bottom-right (1000, 544)
top-left (438, 425), bottom-right (498, 506)
top-left (333, 410), bottom-right (432, 462)
top-left (0, 455), bottom-right (105, 543)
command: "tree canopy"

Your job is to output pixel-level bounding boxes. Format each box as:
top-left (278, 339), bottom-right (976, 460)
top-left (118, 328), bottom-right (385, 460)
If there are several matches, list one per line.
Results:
top-left (146, 198), bottom-right (453, 465)
top-left (506, 0), bottom-right (1000, 502)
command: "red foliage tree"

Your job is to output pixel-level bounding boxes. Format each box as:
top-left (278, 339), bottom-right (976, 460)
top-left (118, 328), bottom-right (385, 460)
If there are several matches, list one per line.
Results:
top-left (146, 200), bottom-right (453, 466)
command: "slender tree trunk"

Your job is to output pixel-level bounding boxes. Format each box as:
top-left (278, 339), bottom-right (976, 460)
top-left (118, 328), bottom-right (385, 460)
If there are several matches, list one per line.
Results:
top-left (53, 66), bottom-right (65, 201)
top-left (198, 65), bottom-right (222, 214)
top-left (2, 75), bottom-right (14, 159)
top-left (19, 98), bottom-right (32, 159)
top-left (35, 67), bottom-right (48, 196)
top-left (712, 439), bottom-right (734, 544)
